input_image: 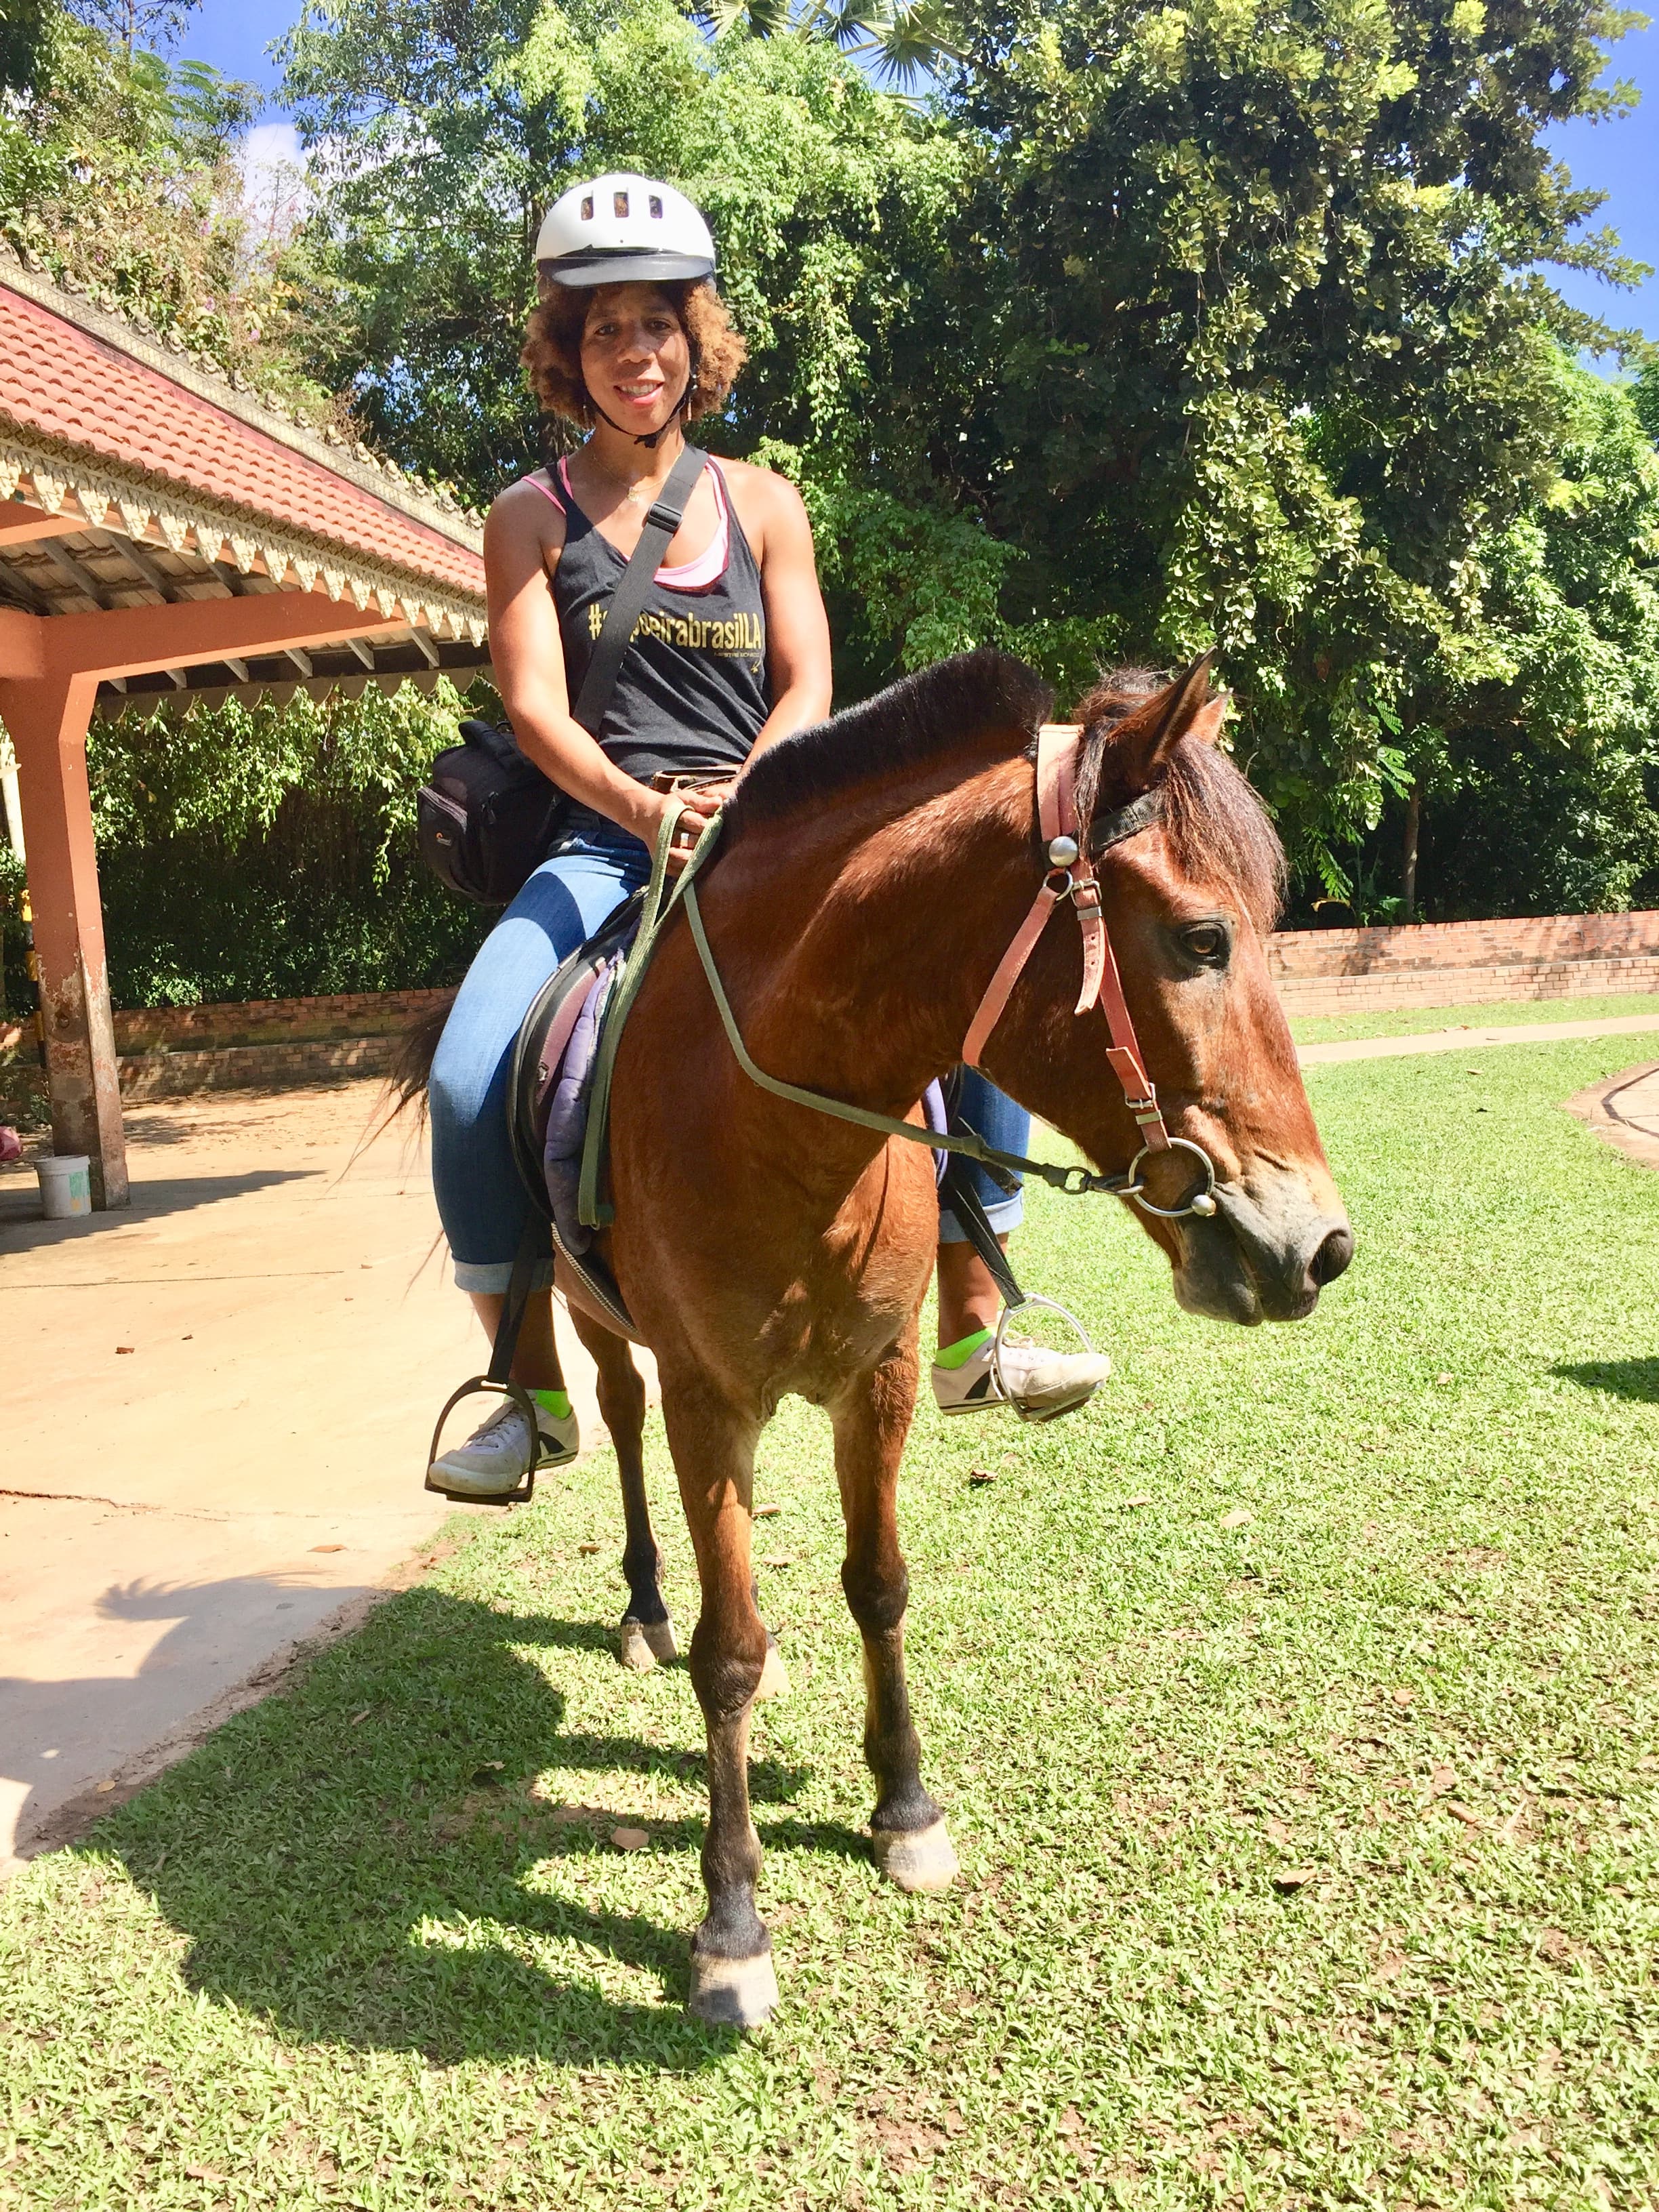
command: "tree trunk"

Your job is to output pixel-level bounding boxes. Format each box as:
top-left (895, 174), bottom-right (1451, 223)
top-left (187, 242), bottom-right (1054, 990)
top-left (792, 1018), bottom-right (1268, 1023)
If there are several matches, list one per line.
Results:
top-left (1401, 781), bottom-right (1421, 923)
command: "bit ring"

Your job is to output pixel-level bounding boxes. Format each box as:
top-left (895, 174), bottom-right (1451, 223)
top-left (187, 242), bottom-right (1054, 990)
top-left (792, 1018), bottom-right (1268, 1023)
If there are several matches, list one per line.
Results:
top-left (1124, 1136), bottom-right (1219, 1219)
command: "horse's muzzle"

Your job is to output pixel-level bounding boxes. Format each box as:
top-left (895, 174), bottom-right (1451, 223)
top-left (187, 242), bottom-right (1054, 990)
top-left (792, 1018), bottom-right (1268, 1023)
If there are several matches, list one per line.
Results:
top-left (1170, 1170), bottom-right (1354, 1325)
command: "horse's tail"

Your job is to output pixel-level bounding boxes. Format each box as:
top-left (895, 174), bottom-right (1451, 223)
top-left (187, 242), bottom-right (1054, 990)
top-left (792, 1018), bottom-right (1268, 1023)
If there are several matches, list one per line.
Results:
top-left (375, 991), bottom-right (455, 1136)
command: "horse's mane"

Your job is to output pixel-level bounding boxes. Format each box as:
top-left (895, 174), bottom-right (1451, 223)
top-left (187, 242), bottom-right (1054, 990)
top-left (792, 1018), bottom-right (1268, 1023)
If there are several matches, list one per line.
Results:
top-left (1076, 668), bottom-right (1287, 933)
top-left (725, 648), bottom-right (1053, 832)
top-left (724, 647), bottom-right (1285, 933)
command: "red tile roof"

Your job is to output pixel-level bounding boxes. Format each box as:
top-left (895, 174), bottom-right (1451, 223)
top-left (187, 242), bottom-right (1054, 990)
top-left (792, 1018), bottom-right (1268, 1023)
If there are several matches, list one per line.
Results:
top-left (0, 283), bottom-right (485, 600)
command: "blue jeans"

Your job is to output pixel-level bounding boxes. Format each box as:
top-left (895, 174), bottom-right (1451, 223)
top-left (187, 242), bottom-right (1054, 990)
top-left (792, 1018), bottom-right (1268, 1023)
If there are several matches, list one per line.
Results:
top-left (428, 831), bottom-right (1028, 1288)
top-left (938, 1067), bottom-right (1027, 1244)
top-left (431, 829), bottom-right (650, 1293)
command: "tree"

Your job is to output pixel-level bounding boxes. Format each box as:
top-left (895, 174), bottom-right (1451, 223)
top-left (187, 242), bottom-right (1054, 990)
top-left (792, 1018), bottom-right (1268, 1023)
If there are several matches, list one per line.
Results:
top-left (914, 0), bottom-right (1654, 891)
top-left (1382, 359), bottom-right (1659, 919)
top-left (0, 12), bottom-right (318, 407)
top-left (63, 0), bottom-right (199, 59)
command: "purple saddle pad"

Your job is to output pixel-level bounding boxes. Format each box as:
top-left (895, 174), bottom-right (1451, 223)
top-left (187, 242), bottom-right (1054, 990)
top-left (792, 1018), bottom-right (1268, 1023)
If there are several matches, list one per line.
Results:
top-left (543, 952), bottom-right (624, 1256)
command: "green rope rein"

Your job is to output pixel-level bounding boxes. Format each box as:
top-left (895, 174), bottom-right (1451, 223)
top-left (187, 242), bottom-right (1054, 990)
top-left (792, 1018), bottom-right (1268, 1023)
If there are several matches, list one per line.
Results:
top-left (575, 798), bottom-right (1139, 1231)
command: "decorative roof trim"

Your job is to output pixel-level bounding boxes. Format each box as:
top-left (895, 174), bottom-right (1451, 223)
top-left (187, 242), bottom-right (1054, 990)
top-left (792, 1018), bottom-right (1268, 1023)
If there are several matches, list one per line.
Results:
top-left (0, 255), bottom-right (485, 554)
top-left (0, 431), bottom-right (487, 649)
top-left (93, 666), bottom-right (474, 721)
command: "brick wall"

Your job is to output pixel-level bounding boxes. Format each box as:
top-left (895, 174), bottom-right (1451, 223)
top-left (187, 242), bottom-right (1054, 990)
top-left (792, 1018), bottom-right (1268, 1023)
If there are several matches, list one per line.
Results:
top-left (1274, 955), bottom-right (1659, 1017)
top-left (1268, 910), bottom-right (1659, 980)
top-left (114, 987), bottom-right (453, 1054)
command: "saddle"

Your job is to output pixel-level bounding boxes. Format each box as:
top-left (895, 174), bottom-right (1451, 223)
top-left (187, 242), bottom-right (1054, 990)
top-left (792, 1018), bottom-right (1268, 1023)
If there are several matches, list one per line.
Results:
top-left (508, 888), bottom-right (644, 1340)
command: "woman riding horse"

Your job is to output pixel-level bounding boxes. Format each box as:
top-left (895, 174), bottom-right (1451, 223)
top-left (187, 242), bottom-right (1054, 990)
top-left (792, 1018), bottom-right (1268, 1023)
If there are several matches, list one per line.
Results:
top-left (426, 173), bottom-right (1106, 1502)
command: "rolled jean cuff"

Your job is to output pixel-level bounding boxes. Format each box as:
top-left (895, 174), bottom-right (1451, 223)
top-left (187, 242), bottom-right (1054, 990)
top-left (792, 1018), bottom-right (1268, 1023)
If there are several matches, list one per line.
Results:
top-left (937, 1192), bottom-right (1024, 1244)
top-left (452, 1255), bottom-right (557, 1296)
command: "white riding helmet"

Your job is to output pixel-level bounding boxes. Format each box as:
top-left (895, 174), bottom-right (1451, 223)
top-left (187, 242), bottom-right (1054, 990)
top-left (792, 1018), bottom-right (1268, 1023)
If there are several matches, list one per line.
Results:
top-left (535, 173), bottom-right (716, 289)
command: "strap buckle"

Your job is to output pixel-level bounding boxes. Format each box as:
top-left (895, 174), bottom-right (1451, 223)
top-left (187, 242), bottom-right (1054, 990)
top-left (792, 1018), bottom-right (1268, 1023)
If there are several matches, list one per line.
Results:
top-left (644, 499), bottom-right (684, 533)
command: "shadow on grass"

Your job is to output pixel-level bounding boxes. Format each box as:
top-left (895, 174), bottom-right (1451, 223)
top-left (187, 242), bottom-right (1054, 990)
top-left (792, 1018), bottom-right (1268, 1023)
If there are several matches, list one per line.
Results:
top-left (1553, 1357), bottom-right (1659, 1404)
top-left (90, 1585), bottom-right (823, 2072)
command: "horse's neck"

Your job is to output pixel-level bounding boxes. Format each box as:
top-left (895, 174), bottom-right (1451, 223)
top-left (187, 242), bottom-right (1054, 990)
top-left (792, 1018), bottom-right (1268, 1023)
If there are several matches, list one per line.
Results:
top-left (712, 756), bottom-right (1033, 1115)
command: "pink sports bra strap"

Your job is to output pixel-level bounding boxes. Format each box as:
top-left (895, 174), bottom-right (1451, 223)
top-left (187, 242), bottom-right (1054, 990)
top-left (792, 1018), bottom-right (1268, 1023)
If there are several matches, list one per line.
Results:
top-left (541, 455), bottom-right (729, 589)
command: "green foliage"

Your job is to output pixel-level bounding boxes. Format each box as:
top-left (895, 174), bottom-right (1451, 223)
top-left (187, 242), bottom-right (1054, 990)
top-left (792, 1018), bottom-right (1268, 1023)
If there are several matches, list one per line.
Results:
top-left (0, 11), bottom-right (329, 414)
top-left (1338, 359), bottom-right (1659, 919)
top-left (931, 0), bottom-right (1656, 889)
top-left (85, 683), bottom-right (492, 1005)
top-left (0, 0), bottom-right (58, 94)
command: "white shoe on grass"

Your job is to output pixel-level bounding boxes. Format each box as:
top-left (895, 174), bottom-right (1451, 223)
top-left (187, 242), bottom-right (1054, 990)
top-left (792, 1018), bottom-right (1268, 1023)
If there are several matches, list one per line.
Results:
top-left (427, 1395), bottom-right (578, 1500)
top-left (930, 1333), bottom-right (1110, 1422)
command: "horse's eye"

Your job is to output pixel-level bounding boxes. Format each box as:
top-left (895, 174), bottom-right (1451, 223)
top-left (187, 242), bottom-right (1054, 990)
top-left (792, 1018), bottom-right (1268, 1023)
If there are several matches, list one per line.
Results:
top-left (1181, 922), bottom-right (1231, 967)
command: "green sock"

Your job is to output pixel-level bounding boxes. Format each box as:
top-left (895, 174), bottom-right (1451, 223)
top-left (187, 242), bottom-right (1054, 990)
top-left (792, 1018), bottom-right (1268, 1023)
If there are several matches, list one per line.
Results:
top-left (935, 1326), bottom-right (994, 1370)
top-left (531, 1387), bottom-right (571, 1421)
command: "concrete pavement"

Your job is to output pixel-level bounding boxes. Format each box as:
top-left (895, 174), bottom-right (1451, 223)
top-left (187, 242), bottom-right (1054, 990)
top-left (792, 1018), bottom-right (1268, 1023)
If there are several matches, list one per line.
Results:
top-left (0, 1080), bottom-right (652, 1871)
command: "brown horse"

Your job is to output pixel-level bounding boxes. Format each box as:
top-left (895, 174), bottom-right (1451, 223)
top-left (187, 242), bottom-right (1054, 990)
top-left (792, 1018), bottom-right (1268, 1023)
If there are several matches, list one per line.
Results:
top-left (463, 647), bottom-right (1351, 2026)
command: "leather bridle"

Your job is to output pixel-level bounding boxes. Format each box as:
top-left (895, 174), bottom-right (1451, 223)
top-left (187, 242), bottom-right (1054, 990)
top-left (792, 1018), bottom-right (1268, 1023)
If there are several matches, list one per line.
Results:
top-left (962, 722), bottom-right (1218, 1221)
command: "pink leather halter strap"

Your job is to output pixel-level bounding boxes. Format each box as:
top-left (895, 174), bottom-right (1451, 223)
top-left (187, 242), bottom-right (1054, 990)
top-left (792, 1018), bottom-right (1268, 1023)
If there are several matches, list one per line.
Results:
top-left (962, 721), bottom-right (1172, 1153)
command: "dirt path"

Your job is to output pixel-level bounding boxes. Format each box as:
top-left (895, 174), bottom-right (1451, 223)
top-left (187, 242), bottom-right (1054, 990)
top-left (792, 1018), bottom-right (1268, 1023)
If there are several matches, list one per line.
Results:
top-left (0, 1080), bottom-right (654, 1872)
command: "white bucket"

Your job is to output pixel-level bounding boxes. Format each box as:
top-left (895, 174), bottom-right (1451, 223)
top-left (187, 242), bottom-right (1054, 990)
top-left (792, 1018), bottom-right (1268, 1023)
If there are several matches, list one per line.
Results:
top-left (37, 1153), bottom-right (91, 1218)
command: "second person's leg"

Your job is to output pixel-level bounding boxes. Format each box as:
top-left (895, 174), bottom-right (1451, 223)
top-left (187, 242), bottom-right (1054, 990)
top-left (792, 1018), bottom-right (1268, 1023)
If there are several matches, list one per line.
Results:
top-left (931, 1069), bottom-right (1109, 1420)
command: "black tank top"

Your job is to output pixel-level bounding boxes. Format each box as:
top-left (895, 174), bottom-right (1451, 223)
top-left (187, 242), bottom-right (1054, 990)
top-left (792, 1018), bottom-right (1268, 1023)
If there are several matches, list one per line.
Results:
top-left (541, 454), bottom-right (771, 788)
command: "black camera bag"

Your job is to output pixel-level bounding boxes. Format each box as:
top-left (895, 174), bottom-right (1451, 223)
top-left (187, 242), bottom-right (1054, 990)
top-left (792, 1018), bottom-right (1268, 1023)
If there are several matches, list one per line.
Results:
top-left (417, 720), bottom-right (569, 905)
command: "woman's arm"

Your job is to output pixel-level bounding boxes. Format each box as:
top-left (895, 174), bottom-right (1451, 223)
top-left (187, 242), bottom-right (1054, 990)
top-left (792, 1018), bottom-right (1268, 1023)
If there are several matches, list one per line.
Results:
top-left (744, 471), bottom-right (834, 756)
top-left (483, 482), bottom-right (685, 852)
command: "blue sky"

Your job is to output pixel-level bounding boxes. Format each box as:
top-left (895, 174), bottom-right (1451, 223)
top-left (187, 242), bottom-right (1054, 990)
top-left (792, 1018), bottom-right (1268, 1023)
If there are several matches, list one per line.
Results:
top-left (183, 0), bottom-right (1657, 344)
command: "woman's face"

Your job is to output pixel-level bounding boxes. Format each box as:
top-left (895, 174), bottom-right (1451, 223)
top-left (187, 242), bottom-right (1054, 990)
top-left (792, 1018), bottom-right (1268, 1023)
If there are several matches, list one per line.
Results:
top-left (580, 284), bottom-right (691, 439)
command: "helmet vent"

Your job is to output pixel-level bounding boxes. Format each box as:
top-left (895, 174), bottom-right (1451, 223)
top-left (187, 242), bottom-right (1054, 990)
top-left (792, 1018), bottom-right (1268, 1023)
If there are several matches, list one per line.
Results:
top-left (649, 195), bottom-right (663, 219)
top-left (580, 195), bottom-right (593, 221)
top-left (613, 190), bottom-right (630, 218)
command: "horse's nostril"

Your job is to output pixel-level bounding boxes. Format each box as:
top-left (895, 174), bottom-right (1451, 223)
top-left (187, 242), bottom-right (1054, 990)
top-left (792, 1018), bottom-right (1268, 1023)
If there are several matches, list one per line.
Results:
top-left (1309, 1226), bottom-right (1355, 1287)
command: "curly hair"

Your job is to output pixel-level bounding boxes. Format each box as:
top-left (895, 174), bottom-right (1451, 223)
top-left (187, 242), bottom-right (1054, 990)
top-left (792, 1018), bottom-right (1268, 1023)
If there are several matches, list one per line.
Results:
top-left (521, 278), bottom-right (747, 427)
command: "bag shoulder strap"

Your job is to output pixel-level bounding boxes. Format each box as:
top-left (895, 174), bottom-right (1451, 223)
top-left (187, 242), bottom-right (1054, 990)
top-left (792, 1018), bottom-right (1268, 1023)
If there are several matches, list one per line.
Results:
top-left (571, 443), bottom-right (707, 733)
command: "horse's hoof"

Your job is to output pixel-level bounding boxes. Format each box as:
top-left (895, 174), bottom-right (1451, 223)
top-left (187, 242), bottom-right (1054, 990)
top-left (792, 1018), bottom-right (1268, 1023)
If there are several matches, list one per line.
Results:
top-left (873, 1818), bottom-right (960, 1893)
top-left (755, 1643), bottom-right (790, 1702)
top-left (619, 1615), bottom-right (679, 1671)
top-left (688, 1948), bottom-right (778, 2029)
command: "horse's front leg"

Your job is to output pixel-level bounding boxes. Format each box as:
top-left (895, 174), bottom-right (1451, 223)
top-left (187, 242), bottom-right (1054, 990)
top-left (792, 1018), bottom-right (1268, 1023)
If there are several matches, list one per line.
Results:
top-left (832, 1332), bottom-right (960, 1893)
top-left (661, 1376), bottom-right (778, 2028)
top-left (565, 1301), bottom-right (676, 1670)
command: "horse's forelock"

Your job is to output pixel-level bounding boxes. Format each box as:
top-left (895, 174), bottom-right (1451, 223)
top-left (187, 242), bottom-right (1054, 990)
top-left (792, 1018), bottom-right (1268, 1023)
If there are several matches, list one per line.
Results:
top-left (1072, 667), bottom-right (1285, 934)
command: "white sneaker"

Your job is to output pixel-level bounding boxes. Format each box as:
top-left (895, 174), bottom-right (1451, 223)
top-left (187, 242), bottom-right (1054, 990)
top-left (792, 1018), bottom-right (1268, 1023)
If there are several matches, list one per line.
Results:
top-left (427, 1395), bottom-right (579, 1500)
top-left (930, 1334), bottom-right (1110, 1422)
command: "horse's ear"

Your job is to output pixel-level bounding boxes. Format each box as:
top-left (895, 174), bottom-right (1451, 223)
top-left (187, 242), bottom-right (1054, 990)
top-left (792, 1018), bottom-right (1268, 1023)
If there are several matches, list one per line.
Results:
top-left (1102, 652), bottom-right (1225, 794)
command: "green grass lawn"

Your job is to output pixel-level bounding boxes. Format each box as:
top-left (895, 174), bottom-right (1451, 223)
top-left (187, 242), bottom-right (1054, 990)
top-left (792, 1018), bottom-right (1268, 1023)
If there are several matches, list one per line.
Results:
top-left (4, 1040), bottom-right (1658, 2210)
top-left (1288, 987), bottom-right (1659, 1047)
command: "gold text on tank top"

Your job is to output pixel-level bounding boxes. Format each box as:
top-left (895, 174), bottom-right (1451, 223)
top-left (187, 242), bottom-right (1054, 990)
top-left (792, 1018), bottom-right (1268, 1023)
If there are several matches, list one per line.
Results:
top-left (586, 603), bottom-right (764, 656)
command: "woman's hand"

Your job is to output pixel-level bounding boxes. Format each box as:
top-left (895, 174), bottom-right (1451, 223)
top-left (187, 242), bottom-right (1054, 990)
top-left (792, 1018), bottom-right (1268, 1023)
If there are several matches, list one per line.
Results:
top-left (643, 787), bottom-right (722, 874)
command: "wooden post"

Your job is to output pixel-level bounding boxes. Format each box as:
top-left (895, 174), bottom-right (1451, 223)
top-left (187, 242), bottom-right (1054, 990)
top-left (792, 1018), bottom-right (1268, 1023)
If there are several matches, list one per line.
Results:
top-left (0, 666), bottom-right (127, 1207)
